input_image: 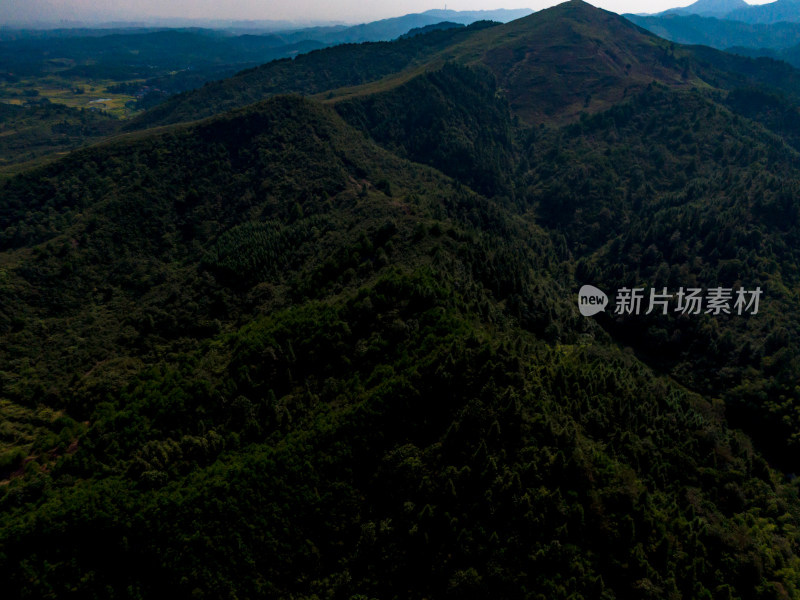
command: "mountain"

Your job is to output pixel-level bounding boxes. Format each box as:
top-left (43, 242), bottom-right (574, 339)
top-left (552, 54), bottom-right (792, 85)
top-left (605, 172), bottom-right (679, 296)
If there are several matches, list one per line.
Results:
top-left (624, 13), bottom-right (800, 69)
top-left (625, 12), bottom-right (800, 70)
top-left (234, 9), bottom-right (533, 46)
top-left (625, 13), bottom-right (800, 53)
top-left (139, 1), bottom-right (680, 128)
top-left (766, 39), bottom-right (800, 63)
top-left (0, 19), bottom-right (506, 169)
top-left (443, 1), bottom-right (716, 123)
top-left (372, 0), bottom-right (800, 122)
top-left (727, 0), bottom-right (800, 23)
top-left (272, 13), bottom-right (482, 45)
top-left (129, 0), bottom-right (800, 129)
top-left (652, 0), bottom-right (800, 25)
top-left (330, 10), bottom-right (800, 470)
top-left (435, 1), bottom-right (697, 123)
top-left (665, 0), bottom-right (750, 17)
top-left (6, 1), bottom-right (800, 597)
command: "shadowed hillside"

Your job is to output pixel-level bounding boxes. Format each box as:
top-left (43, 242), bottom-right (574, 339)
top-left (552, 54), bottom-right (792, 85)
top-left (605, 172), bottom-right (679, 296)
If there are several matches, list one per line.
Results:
top-left (2, 92), bottom-right (800, 600)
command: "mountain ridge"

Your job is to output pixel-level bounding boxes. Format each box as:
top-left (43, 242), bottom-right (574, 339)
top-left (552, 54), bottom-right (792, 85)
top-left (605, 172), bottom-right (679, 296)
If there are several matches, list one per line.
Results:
top-left (125, 0), bottom-right (800, 130)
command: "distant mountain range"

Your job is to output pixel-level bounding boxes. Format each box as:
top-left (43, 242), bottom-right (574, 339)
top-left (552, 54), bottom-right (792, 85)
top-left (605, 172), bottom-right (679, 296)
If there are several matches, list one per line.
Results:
top-left (1, 8), bottom-right (533, 31)
top-left (653, 0), bottom-right (800, 24)
top-left (233, 9), bottom-right (534, 45)
top-left (728, 0), bottom-right (800, 23)
top-left (626, 12), bottom-right (800, 49)
top-left (626, 11), bottom-right (800, 67)
top-left (663, 0), bottom-right (750, 17)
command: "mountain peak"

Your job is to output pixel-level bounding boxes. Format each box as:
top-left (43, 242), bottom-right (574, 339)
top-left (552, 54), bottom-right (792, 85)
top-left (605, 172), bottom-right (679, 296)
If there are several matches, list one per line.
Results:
top-left (539, 0), bottom-right (612, 17)
top-left (449, 0), bottom-right (688, 123)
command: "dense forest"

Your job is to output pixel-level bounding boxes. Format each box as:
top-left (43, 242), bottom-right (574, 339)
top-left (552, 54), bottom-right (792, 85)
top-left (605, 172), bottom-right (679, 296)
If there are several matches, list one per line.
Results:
top-left (0, 101), bottom-right (119, 172)
top-left (4, 1), bottom-right (800, 597)
top-left (124, 20), bottom-right (501, 130)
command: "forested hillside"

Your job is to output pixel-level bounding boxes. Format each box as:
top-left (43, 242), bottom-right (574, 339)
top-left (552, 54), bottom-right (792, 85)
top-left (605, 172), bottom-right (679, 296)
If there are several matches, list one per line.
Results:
top-left (0, 102), bottom-right (119, 172)
top-left (4, 1), bottom-right (800, 598)
top-left (125, 21), bottom-right (501, 131)
top-left (330, 52), bottom-right (800, 468)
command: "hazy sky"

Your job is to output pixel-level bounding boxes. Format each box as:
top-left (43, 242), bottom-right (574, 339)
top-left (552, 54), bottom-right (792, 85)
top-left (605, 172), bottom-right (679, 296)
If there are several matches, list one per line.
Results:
top-left (1, 0), bottom-right (780, 25)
